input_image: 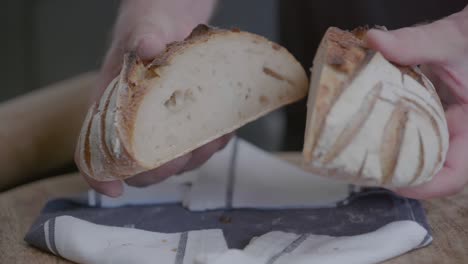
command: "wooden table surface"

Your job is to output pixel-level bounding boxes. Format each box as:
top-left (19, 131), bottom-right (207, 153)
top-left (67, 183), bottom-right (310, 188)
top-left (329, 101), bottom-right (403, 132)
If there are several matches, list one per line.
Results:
top-left (1, 154), bottom-right (468, 264)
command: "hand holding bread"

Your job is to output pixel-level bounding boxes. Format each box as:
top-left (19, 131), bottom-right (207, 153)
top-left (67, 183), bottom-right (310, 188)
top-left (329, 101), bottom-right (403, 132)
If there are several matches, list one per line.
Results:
top-left (76, 25), bottom-right (309, 184)
top-left (77, 24), bottom-right (452, 197)
top-left (80, 0), bottom-right (224, 196)
top-left (367, 6), bottom-right (468, 199)
top-left (78, 3), bottom-right (468, 199)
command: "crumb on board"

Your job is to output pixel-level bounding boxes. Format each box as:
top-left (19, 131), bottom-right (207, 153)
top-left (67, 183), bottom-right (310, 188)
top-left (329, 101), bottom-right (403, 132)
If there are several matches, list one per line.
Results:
top-left (219, 215), bottom-right (232, 224)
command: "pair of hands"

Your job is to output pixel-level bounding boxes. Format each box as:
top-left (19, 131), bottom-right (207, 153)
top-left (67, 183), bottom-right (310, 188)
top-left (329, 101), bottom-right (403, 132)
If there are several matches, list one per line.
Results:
top-left (81, 1), bottom-right (468, 200)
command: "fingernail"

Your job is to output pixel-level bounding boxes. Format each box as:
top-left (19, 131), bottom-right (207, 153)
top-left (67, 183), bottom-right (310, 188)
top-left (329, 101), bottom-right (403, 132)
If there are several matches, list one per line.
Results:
top-left (368, 29), bottom-right (394, 40)
top-left (364, 29), bottom-right (393, 49)
top-left (104, 182), bottom-right (124, 197)
top-left (133, 34), bottom-right (162, 61)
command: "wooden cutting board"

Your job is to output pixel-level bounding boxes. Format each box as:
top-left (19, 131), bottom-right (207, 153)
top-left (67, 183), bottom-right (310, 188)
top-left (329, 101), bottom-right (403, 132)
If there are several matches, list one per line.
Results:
top-left (1, 154), bottom-right (467, 263)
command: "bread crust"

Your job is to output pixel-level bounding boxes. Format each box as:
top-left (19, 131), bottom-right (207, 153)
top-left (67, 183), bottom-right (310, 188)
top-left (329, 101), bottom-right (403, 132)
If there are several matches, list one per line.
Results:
top-left (78, 24), bottom-right (308, 181)
top-left (76, 104), bottom-right (94, 177)
top-left (303, 27), bottom-right (449, 188)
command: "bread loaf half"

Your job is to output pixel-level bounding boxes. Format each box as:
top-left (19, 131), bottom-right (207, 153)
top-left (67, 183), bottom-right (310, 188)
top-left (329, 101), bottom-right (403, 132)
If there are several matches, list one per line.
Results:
top-left (302, 27), bottom-right (449, 187)
top-left (77, 24), bottom-right (309, 181)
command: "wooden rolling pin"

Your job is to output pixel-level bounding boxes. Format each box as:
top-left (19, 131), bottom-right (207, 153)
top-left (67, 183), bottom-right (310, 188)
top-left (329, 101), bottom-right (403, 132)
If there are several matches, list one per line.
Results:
top-left (0, 72), bottom-right (96, 191)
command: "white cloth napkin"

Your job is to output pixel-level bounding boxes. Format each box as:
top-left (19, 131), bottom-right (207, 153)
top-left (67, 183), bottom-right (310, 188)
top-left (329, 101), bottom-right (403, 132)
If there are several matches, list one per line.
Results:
top-left (197, 221), bottom-right (429, 264)
top-left (184, 138), bottom-right (355, 211)
top-left (86, 171), bottom-right (196, 208)
top-left (40, 216), bottom-right (429, 264)
top-left (26, 137), bottom-right (431, 264)
top-left (44, 216), bottom-right (227, 264)
top-left (86, 138), bottom-right (354, 211)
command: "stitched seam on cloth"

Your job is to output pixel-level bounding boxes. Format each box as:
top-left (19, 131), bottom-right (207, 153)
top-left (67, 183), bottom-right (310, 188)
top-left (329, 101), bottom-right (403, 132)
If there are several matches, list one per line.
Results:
top-left (44, 220), bottom-right (53, 254)
top-left (404, 198), bottom-right (416, 221)
top-left (225, 138), bottom-right (239, 209)
top-left (175, 232), bottom-right (188, 264)
top-left (96, 193), bottom-right (102, 207)
top-left (49, 218), bottom-right (59, 256)
top-left (389, 192), bottom-right (401, 221)
top-left (266, 234), bottom-right (310, 264)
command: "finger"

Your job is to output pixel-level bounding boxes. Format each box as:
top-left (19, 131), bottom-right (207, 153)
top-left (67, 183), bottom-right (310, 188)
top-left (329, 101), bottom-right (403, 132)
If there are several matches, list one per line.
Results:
top-left (74, 145), bottom-right (124, 197)
top-left (82, 174), bottom-right (124, 198)
top-left (445, 104), bottom-right (468, 137)
top-left (219, 132), bottom-right (236, 148)
top-left (132, 33), bottom-right (167, 61)
top-left (181, 133), bottom-right (235, 172)
top-left (395, 166), bottom-right (467, 200)
top-left (395, 105), bottom-right (468, 199)
top-left (419, 65), bottom-right (454, 108)
top-left (366, 9), bottom-right (468, 66)
top-left (95, 26), bottom-right (168, 102)
top-left (125, 153), bottom-right (192, 187)
top-left (427, 64), bottom-right (468, 105)
top-left (127, 16), bottom-right (182, 61)
top-left (181, 141), bottom-right (224, 172)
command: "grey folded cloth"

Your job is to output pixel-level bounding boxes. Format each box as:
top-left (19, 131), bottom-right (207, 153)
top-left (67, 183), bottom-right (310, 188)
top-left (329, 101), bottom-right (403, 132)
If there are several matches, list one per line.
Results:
top-left (25, 138), bottom-right (432, 264)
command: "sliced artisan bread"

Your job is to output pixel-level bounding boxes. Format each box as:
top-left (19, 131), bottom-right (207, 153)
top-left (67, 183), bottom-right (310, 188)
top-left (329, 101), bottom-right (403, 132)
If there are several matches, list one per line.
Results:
top-left (77, 24), bottom-right (309, 181)
top-left (302, 27), bottom-right (449, 187)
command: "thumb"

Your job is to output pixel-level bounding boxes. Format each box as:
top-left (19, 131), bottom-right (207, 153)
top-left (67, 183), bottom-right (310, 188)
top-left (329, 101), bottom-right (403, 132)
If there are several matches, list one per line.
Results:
top-left (127, 14), bottom-right (196, 61)
top-left (128, 22), bottom-right (169, 61)
top-left (366, 7), bottom-right (468, 66)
